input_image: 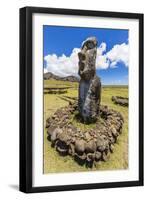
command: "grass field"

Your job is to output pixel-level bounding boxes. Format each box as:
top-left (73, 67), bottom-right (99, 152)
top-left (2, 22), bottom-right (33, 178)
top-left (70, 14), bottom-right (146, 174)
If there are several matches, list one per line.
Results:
top-left (43, 79), bottom-right (128, 173)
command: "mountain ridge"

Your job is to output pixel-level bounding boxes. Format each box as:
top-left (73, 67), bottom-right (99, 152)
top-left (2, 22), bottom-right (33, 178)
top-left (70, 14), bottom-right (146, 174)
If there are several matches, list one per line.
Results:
top-left (44, 72), bottom-right (79, 82)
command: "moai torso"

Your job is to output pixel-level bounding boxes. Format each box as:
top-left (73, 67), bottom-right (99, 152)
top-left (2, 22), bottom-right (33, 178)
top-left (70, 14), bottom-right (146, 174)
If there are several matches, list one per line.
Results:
top-left (78, 37), bottom-right (101, 123)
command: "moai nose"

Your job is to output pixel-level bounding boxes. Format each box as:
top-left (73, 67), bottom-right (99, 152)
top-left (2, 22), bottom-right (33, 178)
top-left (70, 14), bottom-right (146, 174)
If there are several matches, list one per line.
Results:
top-left (78, 52), bottom-right (86, 61)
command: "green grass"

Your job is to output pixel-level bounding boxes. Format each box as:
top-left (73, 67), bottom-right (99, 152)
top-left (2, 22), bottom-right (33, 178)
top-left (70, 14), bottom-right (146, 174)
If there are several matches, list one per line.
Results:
top-left (44, 79), bottom-right (78, 88)
top-left (44, 80), bottom-right (128, 173)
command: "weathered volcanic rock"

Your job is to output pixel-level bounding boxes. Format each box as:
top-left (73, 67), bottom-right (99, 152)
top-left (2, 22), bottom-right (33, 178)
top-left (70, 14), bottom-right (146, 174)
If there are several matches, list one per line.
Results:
top-left (78, 37), bottom-right (101, 122)
top-left (46, 101), bottom-right (124, 167)
top-left (112, 96), bottom-right (128, 106)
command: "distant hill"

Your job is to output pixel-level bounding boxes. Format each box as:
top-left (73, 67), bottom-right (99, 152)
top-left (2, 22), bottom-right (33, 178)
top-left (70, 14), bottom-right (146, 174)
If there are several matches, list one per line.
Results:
top-left (44, 72), bottom-right (79, 82)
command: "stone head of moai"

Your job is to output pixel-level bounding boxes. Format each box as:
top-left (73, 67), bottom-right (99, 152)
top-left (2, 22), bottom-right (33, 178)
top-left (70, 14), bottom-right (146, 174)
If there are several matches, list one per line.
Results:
top-left (78, 37), bottom-right (101, 123)
top-left (78, 37), bottom-right (97, 80)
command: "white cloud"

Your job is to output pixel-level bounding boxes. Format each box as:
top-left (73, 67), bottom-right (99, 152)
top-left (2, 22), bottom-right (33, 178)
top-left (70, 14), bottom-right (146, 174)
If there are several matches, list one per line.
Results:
top-left (44, 68), bottom-right (48, 74)
top-left (44, 48), bottom-right (80, 77)
top-left (107, 43), bottom-right (129, 67)
top-left (110, 61), bottom-right (118, 68)
top-left (96, 42), bottom-right (110, 69)
top-left (44, 42), bottom-right (129, 76)
top-left (96, 55), bottom-right (109, 69)
top-left (97, 42), bottom-right (106, 56)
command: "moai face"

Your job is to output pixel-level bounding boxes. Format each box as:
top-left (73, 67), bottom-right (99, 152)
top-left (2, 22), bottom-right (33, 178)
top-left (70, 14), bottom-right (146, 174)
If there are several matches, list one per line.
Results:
top-left (78, 37), bottom-right (97, 81)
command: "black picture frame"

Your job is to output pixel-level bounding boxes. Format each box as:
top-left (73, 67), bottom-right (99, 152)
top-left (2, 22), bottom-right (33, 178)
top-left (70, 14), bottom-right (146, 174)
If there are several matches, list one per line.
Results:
top-left (19, 6), bottom-right (144, 193)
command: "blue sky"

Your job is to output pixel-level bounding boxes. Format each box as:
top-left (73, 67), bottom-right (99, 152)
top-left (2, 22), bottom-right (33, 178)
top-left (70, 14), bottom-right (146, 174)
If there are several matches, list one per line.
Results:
top-left (43, 25), bottom-right (129, 85)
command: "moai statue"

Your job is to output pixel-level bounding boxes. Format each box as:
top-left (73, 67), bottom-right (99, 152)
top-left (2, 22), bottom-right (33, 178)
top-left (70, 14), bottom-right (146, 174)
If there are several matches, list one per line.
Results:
top-left (78, 37), bottom-right (101, 123)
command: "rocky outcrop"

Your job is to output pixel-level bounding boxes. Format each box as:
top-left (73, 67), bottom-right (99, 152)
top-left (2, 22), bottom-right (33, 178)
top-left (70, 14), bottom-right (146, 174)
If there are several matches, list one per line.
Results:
top-left (112, 96), bottom-right (128, 106)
